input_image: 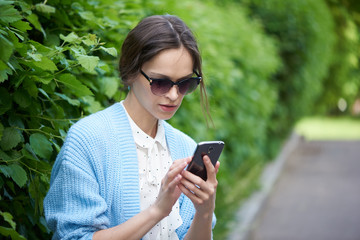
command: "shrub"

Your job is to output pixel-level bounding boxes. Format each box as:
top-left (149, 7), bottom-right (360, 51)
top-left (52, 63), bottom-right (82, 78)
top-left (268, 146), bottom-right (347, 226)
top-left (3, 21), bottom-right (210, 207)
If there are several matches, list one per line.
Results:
top-left (0, 0), bottom-right (141, 238)
top-left (241, 0), bottom-right (336, 138)
top-left (317, 0), bottom-right (360, 114)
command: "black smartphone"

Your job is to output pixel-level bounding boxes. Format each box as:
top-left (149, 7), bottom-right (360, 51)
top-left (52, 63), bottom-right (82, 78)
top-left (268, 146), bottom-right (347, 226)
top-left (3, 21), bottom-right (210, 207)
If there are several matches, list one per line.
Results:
top-left (187, 141), bottom-right (225, 181)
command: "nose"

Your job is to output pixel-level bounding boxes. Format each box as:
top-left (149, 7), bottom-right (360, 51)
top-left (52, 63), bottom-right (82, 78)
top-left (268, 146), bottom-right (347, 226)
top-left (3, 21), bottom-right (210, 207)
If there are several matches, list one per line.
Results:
top-left (165, 85), bottom-right (180, 101)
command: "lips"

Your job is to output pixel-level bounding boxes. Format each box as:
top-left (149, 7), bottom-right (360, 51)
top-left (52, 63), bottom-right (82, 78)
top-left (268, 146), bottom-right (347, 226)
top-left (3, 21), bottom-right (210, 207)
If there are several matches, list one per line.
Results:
top-left (159, 104), bottom-right (178, 112)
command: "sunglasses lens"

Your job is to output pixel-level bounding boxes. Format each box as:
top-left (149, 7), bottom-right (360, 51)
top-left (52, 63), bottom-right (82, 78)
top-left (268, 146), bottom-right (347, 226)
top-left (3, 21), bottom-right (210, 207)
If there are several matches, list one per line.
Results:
top-left (179, 78), bottom-right (199, 95)
top-left (151, 80), bottom-right (173, 95)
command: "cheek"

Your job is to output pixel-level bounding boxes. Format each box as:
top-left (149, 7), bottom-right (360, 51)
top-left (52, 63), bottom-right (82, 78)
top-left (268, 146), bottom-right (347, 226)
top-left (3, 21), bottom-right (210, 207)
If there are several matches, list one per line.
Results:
top-left (134, 83), bottom-right (158, 108)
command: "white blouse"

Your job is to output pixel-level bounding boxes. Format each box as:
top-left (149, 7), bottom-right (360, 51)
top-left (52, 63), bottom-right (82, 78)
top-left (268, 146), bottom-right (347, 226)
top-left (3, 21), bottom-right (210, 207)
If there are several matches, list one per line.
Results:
top-left (121, 102), bottom-right (182, 240)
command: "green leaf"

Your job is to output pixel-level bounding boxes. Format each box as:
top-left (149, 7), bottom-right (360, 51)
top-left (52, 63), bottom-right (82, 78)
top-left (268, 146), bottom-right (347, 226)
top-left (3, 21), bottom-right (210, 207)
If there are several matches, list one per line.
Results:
top-left (32, 75), bottom-right (52, 84)
top-left (82, 34), bottom-right (97, 46)
top-left (0, 60), bottom-right (7, 71)
top-left (76, 54), bottom-right (99, 72)
top-left (27, 52), bottom-right (43, 61)
top-left (0, 164), bottom-right (28, 188)
top-left (78, 11), bottom-right (96, 21)
top-left (0, 128), bottom-right (22, 151)
top-left (100, 46), bottom-right (117, 57)
top-left (0, 149), bottom-right (11, 161)
top-left (60, 32), bottom-right (80, 44)
top-left (35, 3), bottom-right (56, 14)
top-left (0, 211), bottom-right (16, 229)
top-left (32, 56), bottom-right (58, 73)
top-left (81, 96), bottom-right (103, 114)
top-left (0, 1), bottom-right (15, 6)
top-left (55, 92), bottom-right (80, 106)
top-left (0, 226), bottom-right (26, 240)
top-left (0, 68), bottom-right (12, 83)
top-left (26, 13), bottom-right (45, 37)
top-left (0, 4), bottom-right (22, 23)
top-left (57, 73), bottom-right (93, 97)
top-left (70, 45), bottom-right (86, 55)
top-left (100, 77), bottom-right (119, 98)
top-left (29, 133), bottom-right (53, 159)
top-left (22, 145), bottom-right (39, 162)
top-left (0, 35), bottom-right (14, 63)
top-left (10, 20), bottom-right (32, 32)
top-left (23, 77), bottom-right (38, 98)
top-left (13, 89), bottom-right (31, 108)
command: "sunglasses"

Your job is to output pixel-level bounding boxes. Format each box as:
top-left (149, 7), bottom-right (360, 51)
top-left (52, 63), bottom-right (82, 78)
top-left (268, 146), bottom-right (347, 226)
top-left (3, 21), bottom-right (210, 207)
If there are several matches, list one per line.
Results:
top-left (140, 70), bottom-right (202, 96)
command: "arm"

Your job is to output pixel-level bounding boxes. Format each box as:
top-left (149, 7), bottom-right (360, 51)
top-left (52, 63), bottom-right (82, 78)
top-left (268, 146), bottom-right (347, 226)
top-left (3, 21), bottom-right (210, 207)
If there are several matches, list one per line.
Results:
top-left (93, 158), bottom-right (192, 240)
top-left (179, 155), bottom-right (220, 240)
top-left (93, 206), bottom-right (163, 240)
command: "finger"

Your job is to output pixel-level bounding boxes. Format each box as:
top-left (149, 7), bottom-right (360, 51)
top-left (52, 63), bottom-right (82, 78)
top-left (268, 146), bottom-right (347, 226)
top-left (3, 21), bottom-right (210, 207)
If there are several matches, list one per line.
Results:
top-left (163, 158), bottom-right (190, 186)
top-left (203, 155), bottom-right (216, 182)
top-left (167, 174), bottom-right (183, 190)
top-left (169, 157), bottom-right (190, 171)
top-left (214, 161), bottom-right (220, 174)
top-left (180, 177), bottom-right (207, 199)
top-left (178, 183), bottom-right (203, 204)
top-left (181, 168), bottom-right (206, 188)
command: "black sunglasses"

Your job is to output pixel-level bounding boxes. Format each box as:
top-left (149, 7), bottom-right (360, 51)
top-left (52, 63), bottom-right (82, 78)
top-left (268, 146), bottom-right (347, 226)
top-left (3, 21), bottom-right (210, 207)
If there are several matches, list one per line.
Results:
top-left (140, 70), bottom-right (202, 96)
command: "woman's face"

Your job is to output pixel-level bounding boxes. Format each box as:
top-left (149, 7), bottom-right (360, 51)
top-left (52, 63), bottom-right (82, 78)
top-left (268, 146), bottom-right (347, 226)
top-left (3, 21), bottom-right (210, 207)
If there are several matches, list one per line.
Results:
top-left (129, 47), bottom-right (194, 121)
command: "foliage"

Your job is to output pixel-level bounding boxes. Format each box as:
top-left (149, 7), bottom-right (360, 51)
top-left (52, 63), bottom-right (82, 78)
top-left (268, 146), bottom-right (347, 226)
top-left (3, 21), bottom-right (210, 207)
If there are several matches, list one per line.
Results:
top-left (0, 0), bottom-right (142, 238)
top-left (317, 0), bottom-right (360, 114)
top-left (241, 0), bottom-right (337, 139)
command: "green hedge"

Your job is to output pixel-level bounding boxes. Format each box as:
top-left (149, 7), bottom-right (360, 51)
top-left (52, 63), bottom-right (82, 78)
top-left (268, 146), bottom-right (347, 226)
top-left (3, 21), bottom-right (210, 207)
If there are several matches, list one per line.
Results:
top-left (317, 0), bottom-right (360, 114)
top-left (241, 0), bottom-right (336, 141)
top-left (0, 0), bottom-right (141, 238)
top-left (0, 0), bottom-right (353, 239)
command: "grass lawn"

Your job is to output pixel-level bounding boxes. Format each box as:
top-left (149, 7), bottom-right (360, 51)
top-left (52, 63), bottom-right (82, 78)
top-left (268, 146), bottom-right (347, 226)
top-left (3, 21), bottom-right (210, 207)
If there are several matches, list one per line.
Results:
top-left (295, 116), bottom-right (360, 140)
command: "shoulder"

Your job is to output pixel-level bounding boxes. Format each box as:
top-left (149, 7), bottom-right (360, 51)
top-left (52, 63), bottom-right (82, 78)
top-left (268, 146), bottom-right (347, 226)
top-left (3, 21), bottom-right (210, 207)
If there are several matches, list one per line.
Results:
top-left (65, 103), bottom-right (129, 146)
top-left (50, 103), bottom-right (130, 180)
top-left (58, 103), bottom-right (129, 164)
top-left (71, 103), bottom-right (125, 134)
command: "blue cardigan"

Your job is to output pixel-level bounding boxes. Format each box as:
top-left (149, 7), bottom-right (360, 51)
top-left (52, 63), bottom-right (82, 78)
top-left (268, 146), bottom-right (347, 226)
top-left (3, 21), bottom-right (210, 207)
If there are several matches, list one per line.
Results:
top-left (44, 103), bottom-right (215, 240)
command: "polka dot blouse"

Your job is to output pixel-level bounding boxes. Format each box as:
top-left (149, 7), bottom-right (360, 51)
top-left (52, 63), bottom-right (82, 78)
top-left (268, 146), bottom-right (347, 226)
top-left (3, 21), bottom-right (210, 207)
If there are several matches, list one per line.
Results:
top-left (122, 102), bottom-right (182, 240)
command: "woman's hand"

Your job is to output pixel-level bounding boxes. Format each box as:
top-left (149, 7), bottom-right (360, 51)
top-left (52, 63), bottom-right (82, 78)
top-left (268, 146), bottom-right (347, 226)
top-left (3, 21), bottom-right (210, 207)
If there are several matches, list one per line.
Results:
top-left (152, 157), bottom-right (192, 218)
top-left (179, 155), bottom-right (220, 216)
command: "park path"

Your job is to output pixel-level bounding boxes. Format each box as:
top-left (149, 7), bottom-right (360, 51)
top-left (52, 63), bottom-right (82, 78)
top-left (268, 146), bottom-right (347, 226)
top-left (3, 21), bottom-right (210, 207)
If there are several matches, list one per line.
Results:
top-left (228, 137), bottom-right (360, 240)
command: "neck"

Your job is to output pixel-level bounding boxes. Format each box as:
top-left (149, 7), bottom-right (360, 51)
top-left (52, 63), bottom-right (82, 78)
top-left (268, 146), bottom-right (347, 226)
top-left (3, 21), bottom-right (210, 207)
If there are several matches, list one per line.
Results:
top-left (123, 94), bottom-right (158, 138)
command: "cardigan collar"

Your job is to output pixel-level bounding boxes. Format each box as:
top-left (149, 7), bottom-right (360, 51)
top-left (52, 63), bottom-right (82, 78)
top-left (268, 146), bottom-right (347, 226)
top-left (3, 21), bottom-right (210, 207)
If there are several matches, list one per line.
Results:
top-left (111, 102), bottom-right (181, 222)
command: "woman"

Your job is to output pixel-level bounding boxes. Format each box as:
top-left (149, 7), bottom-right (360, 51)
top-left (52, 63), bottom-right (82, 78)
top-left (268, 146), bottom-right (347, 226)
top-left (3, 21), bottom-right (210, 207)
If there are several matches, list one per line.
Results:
top-left (44, 15), bottom-right (220, 240)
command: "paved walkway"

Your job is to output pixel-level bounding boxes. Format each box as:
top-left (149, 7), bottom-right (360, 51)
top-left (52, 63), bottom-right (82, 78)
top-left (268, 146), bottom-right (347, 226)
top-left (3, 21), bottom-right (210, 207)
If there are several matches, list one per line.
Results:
top-left (229, 138), bottom-right (360, 240)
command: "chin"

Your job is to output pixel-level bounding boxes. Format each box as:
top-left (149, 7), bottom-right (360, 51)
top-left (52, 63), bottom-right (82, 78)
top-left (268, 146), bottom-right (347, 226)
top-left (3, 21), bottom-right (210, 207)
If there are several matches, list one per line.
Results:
top-left (158, 112), bottom-right (177, 121)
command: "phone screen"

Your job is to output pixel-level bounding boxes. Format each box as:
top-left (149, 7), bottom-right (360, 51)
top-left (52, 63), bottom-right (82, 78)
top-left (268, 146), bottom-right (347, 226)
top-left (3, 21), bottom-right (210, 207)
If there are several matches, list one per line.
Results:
top-left (187, 141), bottom-right (224, 181)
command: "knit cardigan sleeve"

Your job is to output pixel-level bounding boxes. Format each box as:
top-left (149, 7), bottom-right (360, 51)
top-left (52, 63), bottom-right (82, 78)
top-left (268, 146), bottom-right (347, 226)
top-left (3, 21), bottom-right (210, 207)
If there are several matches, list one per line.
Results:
top-left (43, 120), bottom-right (110, 240)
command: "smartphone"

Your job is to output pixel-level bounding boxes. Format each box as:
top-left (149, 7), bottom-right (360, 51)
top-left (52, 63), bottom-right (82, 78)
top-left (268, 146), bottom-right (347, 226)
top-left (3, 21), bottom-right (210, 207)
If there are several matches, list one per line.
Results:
top-left (187, 141), bottom-right (225, 181)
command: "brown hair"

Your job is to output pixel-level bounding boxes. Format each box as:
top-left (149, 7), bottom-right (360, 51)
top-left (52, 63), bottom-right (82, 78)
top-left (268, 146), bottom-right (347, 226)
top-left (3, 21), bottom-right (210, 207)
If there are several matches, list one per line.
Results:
top-left (119, 15), bottom-right (212, 125)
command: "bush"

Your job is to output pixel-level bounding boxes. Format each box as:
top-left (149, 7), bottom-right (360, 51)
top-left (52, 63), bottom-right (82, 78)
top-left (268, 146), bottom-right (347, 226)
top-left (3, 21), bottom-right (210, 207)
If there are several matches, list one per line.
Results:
top-left (242, 0), bottom-right (336, 138)
top-left (0, 0), bottom-right (142, 238)
top-left (317, 0), bottom-right (360, 114)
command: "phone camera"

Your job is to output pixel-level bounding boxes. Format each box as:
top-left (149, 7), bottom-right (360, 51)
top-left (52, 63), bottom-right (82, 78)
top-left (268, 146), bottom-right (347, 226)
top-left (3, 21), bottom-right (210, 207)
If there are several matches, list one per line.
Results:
top-left (208, 146), bottom-right (214, 154)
